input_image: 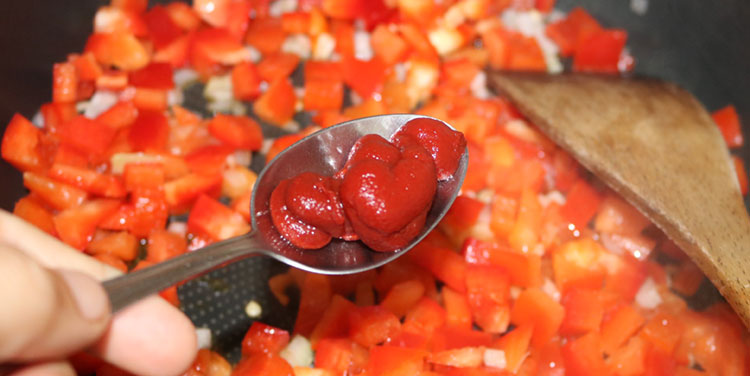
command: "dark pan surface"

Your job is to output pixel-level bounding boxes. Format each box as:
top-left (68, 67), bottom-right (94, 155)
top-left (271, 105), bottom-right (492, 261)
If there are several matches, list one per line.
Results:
top-left (0, 0), bottom-right (748, 363)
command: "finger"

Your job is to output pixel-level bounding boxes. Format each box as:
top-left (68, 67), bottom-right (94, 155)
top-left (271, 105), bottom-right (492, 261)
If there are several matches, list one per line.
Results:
top-left (0, 211), bottom-right (120, 281)
top-left (10, 361), bottom-right (75, 376)
top-left (92, 296), bottom-right (197, 376)
top-left (0, 247), bottom-right (110, 362)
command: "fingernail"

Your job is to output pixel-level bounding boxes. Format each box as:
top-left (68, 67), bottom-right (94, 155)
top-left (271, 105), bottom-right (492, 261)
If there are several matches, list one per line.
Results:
top-left (59, 270), bottom-right (110, 321)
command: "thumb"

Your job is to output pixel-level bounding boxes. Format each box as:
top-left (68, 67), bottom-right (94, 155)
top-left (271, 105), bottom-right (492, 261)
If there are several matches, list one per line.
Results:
top-left (0, 246), bottom-right (111, 362)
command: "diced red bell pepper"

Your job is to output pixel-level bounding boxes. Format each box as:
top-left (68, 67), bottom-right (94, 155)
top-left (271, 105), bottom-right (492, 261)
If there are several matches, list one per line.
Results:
top-left (245, 18), bottom-right (286, 55)
top-left (257, 53), bottom-right (301, 83)
top-left (600, 304), bottom-right (645, 355)
top-left (430, 327), bottom-right (492, 353)
top-left (511, 288), bottom-right (564, 349)
top-left (493, 324), bottom-right (533, 373)
top-left (207, 114), bottom-right (263, 150)
top-left (84, 32), bottom-right (149, 71)
top-left (40, 102), bottom-right (77, 133)
top-left (331, 20), bottom-right (355, 57)
top-left (126, 188), bottom-right (169, 237)
top-left (193, 0), bottom-right (230, 27)
top-left (573, 29), bottom-right (627, 74)
top-left (408, 241), bottom-right (467, 293)
top-left (53, 199), bottom-right (121, 250)
top-left (52, 144), bottom-right (87, 168)
top-left (670, 260), bottom-right (704, 297)
top-left (429, 347), bottom-right (484, 368)
top-left (132, 88), bottom-right (168, 111)
top-left (164, 172), bottom-right (223, 209)
top-left (402, 297), bottom-right (447, 337)
top-left (482, 27), bottom-right (546, 71)
top-left (23, 172), bottom-right (88, 210)
top-left (465, 264), bottom-right (511, 333)
top-left (462, 238), bottom-right (542, 288)
top-left (70, 52), bottom-right (102, 82)
top-left (94, 253), bottom-right (128, 273)
top-left (711, 105), bottom-right (744, 148)
top-left (231, 354), bottom-right (293, 376)
top-left (605, 335), bottom-right (646, 376)
top-left (732, 155), bottom-right (748, 195)
top-left (232, 61), bottom-right (262, 101)
top-left (49, 164), bottom-right (126, 198)
top-left (370, 24), bottom-right (408, 66)
top-left (190, 27), bottom-right (248, 77)
top-left (603, 254), bottom-right (647, 302)
top-left (187, 194), bottom-right (250, 241)
top-left (366, 345), bottom-right (427, 376)
top-left (146, 229), bottom-right (187, 263)
top-left (380, 279), bottom-right (425, 319)
top-left (2, 114), bottom-right (44, 172)
top-left (553, 238), bottom-right (606, 293)
top-left (560, 178), bottom-right (602, 230)
top-left (559, 288), bottom-right (604, 336)
top-left (561, 331), bottom-right (607, 376)
top-left (242, 322), bottom-right (291, 357)
top-left (185, 144), bottom-right (234, 175)
top-left (13, 195), bottom-right (56, 235)
top-left (253, 78), bottom-right (296, 126)
top-left (294, 273), bottom-right (333, 337)
top-left (304, 61), bottom-right (344, 82)
top-left (87, 231), bottom-right (139, 261)
top-left (507, 188), bottom-right (543, 252)
top-left (129, 62), bottom-right (174, 89)
top-left (348, 305), bottom-right (402, 348)
top-left (123, 162), bottom-right (165, 192)
top-left (128, 111), bottom-right (170, 152)
top-left (96, 101), bottom-right (139, 130)
top-left (441, 286), bottom-right (472, 329)
top-left (144, 5), bottom-right (183, 49)
top-left (321, 0), bottom-right (366, 19)
top-left (373, 258), bottom-right (436, 300)
top-left (280, 11), bottom-right (310, 34)
top-left (342, 56), bottom-right (386, 99)
top-left (440, 195), bottom-right (484, 234)
top-left (545, 7), bottom-right (603, 57)
top-left (303, 78), bottom-right (344, 112)
top-left (315, 339), bottom-right (368, 375)
top-left (58, 115), bottom-right (117, 156)
top-left (165, 2), bottom-right (202, 31)
top-left (639, 312), bottom-right (683, 355)
top-left (310, 294), bottom-right (356, 347)
top-left (53, 62), bottom-right (78, 103)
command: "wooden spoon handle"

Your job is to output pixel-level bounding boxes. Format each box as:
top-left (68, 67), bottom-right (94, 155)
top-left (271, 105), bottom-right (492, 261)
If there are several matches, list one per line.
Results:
top-left (489, 72), bottom-right (750, 327)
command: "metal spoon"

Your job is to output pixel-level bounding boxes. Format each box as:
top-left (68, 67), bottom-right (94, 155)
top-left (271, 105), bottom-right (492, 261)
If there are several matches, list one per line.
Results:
top-left (103, 114), bottom-right (468, 313)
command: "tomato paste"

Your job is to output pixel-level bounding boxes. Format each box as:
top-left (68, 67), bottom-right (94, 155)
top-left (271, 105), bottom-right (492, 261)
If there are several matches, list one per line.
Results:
top-left (270, 118), bottom-right (466, 251)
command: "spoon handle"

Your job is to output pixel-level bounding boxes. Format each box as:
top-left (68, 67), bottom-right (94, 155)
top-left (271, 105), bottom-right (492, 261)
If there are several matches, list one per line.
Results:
top-left (103, 232), bottom-right (264, 313)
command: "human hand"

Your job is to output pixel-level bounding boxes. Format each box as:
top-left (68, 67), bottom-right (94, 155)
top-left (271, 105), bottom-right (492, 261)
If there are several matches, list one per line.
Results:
top-left (0, 210), bottom-right (198, 376)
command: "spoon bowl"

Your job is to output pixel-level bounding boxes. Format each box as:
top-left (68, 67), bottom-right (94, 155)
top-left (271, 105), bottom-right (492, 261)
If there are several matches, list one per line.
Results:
top-left (103, 114), bottom-right (468, 312)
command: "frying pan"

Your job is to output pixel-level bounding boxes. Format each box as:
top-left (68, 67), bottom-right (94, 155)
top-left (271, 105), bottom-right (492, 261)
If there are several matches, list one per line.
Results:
top-left (1, 0), bottom-right (748, 363)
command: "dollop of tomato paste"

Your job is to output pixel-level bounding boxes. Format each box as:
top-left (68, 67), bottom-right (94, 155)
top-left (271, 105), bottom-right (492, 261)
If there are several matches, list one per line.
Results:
top-left (269, 118), bottom-right (466, 251)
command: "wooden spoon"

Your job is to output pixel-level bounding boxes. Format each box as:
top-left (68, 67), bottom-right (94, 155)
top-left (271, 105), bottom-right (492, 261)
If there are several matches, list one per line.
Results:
top-left (489, 73), bottom-right (750, 327)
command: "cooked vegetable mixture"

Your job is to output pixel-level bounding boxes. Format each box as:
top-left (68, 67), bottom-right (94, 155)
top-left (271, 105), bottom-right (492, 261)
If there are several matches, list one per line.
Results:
top-left (2, 0), bottom-right (749, 375)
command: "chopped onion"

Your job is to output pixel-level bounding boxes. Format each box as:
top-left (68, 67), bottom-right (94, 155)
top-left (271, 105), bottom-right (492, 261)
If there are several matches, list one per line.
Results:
top-left (542, 278), bottom-right (561, 302)
top-left (282, 34), bottom-right (312, 59)
top-left (245, 300), bottom-right (262, 318)
top-left (470, 71), bottom-right (491, 100)
top-left (83, 90), bottom-right (119, 119)
top-left (312, 33), bottom-right (336, 61)
top-left (173, 68), bottom-right (199, 88)
top-left (635, 277), bottom-right (662, 309)
top-left (195, 327), bottom-right (212, 350)
top-left (280, 335), bottom-right (314, 367)
top-left (483, 348), bottom-right (507, 369)
top-left (353, 30), bottom-right (373, 61)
